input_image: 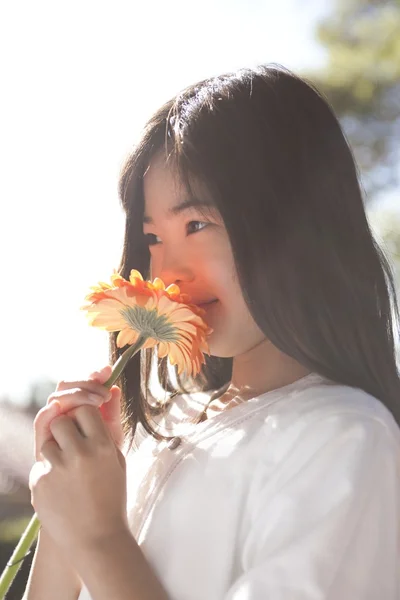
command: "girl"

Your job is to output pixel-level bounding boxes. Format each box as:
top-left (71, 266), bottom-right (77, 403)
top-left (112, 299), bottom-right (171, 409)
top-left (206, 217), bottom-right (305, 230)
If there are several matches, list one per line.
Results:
top-left (26, 64), bottom-right (400, 600)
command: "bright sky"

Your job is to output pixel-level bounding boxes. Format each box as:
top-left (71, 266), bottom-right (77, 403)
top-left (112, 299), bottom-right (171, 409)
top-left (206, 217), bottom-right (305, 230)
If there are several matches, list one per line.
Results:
top-left (0, 0), bottom-right (394, 405)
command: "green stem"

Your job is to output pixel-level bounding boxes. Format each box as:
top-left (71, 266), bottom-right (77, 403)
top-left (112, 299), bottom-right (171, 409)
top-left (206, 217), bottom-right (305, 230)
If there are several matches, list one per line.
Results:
top-left (0, 513), bottom-right (41, 598)
top-left (103, 334), bottom-right (147, 389)
top-left (0, 335), bottom-right (148, 599)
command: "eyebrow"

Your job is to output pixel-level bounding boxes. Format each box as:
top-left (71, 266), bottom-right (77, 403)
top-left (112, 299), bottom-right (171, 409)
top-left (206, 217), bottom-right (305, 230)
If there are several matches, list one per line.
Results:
top-left (143, 197), bottom-right (215, 225)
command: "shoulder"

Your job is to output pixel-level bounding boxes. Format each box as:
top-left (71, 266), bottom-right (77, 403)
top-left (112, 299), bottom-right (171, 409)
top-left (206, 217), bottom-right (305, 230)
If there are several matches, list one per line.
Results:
top-left (272, 377), bottom-right (399, 438)
top-left (244, 381), bottom-right (400, 527)
top-left (249, 378), bottom-right (400, 475)
top-left (239, 381), bottom-right (400, 599)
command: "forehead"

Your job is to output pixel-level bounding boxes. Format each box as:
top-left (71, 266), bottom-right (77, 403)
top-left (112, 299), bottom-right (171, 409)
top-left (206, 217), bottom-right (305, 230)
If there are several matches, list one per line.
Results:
top-left (142, 153), bottom-right (218, 224)
top-left (143, 153), bottom-right (183, 212)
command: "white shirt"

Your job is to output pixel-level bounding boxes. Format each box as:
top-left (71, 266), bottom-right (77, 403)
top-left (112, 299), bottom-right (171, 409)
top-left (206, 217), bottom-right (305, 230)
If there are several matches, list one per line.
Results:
top-left (78, 372), bottom-right (400, 599)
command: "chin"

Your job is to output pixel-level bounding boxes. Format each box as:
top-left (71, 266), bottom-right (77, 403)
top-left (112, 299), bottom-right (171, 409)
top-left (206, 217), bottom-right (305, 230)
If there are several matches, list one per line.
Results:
top-left (206, 339), bottom-right (235, 359)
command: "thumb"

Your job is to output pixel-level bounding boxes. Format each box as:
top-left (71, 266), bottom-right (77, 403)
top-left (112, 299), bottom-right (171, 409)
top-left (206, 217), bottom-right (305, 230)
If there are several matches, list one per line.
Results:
top-left (99, 385), bottom-right (124, 448)
top-left (89, 365), bottom-right (112, 385)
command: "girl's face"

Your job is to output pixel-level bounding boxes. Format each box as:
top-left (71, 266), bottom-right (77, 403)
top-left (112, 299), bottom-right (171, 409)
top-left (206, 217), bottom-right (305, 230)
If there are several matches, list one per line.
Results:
top-left (142, 152), bottom-right (266, 358)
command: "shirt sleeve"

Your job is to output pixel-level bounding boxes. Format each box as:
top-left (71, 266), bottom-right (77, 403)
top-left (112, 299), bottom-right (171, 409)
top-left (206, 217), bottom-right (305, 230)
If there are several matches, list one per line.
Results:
top-left (225, 411), bottom-right (400, 600)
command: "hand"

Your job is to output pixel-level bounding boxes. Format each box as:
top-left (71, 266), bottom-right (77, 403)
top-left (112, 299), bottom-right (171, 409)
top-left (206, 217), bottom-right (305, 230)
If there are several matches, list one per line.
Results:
top-left (29, 367), bottom-right (129, 559)
top-left (30, 366), bottom-right (130, 560)
top-left (33, 365), bottom-right (124, 462)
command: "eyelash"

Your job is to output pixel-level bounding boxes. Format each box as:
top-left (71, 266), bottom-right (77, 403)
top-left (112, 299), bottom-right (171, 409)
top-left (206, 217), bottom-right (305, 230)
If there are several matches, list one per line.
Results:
top-left (144, 221), bottom-right (211, 247)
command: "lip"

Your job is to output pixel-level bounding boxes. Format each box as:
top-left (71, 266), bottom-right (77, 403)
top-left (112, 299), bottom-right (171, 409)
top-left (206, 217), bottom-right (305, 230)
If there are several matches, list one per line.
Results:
top-left (198, 299), bottom-right (218, 310)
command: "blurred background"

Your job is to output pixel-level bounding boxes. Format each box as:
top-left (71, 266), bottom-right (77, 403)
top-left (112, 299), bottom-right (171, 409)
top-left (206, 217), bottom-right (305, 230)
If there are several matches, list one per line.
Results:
top-left (1, 0), bottom-right (399, 596)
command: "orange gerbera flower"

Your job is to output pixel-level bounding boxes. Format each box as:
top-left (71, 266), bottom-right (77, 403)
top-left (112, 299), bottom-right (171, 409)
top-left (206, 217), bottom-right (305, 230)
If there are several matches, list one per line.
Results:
top-left (81, 269), bottom-right (213, 378)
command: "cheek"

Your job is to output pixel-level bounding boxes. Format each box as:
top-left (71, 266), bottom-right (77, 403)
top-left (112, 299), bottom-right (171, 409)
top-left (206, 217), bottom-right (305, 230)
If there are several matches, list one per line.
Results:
top-left (218, 260), bottom-right (241, 299)
top-left (206, 242), bottom-right (236, 283)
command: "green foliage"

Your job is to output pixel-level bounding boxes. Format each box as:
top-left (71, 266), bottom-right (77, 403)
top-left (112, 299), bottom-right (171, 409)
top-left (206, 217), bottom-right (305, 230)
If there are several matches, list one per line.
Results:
top-left (304, 0), bottom-right (400, 197)
top-left (369, 207), bottom-right (400, 288)
top-left (0, 516), bottom-right (32, 544)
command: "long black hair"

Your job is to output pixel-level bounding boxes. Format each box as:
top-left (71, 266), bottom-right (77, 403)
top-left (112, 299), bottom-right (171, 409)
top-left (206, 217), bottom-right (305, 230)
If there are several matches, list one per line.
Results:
top-left (110, 63), bottom-right (400, 451)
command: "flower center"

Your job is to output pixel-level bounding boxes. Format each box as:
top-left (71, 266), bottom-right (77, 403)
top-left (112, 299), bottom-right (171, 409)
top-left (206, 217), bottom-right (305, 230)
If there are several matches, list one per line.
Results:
top-left (120, 306), bottom-right (181, 342)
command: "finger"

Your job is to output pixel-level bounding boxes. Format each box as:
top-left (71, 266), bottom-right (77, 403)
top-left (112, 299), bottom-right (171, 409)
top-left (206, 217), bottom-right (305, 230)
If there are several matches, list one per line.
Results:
top-left (34, 401), bottom-right (61, 461)
top-left (68, 404), bottom-right (112, 444)
top-left (47, 387), bottom-right (111, 410)
top-left (99, 385), bottom-right (121, 421)
top-left (50, 412), bottom-right (86, 451)
top-left (88, 365), bottom-right (112, 384)
top-left (37, 389), bottom-right (108, 461)
top-left (49, 380), bottom-right (111, 404)
top-left (40, 438), bottom-right (63, 465)
top-left (99, 386), bottom-right (124, 448)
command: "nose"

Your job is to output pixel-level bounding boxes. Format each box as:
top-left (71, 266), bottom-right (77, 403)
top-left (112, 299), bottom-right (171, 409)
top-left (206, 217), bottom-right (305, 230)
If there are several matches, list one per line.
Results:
top-left (151, 249), bottom-right (194, 288)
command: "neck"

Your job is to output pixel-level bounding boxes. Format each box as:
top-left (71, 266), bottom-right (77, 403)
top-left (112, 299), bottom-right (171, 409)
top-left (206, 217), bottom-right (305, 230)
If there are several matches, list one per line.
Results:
top-left (224, 337), bottom-right (312, 403)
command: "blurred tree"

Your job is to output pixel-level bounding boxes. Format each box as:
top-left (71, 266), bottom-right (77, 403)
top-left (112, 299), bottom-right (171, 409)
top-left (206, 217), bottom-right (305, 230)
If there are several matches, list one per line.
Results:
top-left (368, 207), bottom-right (400, 363)
top-left (374, 210), bottom-right (400, 279)
top-left (305, 0), bottom-right (400, 198)
top-left (368, 207), bottom-right (400, 308)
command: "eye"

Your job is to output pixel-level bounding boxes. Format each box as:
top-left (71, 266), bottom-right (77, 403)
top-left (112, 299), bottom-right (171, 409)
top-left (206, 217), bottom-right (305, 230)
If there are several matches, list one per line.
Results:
top-left (144, 233), bottom-right (162, 247)
top-left (143, 221), bottom-right (210, 246)
top-left (187, 220), bottom-right (209, 235)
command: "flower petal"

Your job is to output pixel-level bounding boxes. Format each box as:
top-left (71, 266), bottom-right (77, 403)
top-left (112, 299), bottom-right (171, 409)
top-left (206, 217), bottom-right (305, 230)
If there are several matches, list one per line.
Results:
top-left (82, 270), bottom-right (212, 377)
top-left (117, 328), bottom-right (139, 348)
